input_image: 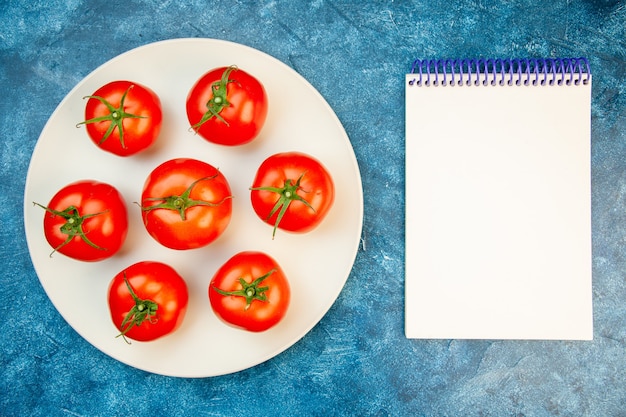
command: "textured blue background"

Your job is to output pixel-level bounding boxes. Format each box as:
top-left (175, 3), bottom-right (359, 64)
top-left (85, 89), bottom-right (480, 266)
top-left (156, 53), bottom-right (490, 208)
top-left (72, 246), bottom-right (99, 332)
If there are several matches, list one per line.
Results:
top-left (1, 1), bottom-right (625, 416)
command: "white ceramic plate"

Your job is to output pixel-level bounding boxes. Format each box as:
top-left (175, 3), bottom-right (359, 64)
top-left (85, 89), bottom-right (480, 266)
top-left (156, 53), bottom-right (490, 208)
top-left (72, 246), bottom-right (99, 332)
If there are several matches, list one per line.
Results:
top-left (23, 38), bottom-right (363, 377)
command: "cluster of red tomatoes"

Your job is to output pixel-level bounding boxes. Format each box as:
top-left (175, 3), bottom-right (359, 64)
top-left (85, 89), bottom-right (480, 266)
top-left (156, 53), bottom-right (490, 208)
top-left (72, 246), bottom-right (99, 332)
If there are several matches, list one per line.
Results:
top-left (34, 66), bottom-right (335, 341)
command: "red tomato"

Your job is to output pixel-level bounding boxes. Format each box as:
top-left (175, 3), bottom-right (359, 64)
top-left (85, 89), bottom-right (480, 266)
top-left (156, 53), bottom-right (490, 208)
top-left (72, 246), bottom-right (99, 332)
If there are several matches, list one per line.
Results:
top-left (186, 66), bottom-right (268, 146)
top-left (140, 158), bottom-right (233, 250)
top-left (108, 261), bottom-right (189, 342)
top-left (209, 251), bottom-right (290, 332)
top-left (250, 152), bottom-right (335, 238)
top-left (78, 80), bottom-right (162, 156)
top-left (33, 180), bottom-right (128, 262)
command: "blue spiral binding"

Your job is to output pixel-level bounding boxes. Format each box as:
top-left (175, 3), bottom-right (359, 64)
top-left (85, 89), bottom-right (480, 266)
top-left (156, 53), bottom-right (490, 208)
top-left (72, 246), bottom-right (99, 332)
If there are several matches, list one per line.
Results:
top-left (408, 57), bottom-right (591, 87)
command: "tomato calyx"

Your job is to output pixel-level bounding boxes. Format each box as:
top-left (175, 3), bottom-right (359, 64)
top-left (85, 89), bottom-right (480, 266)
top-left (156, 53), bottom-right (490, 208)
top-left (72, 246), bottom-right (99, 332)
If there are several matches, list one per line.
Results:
top-left (116, 272), bottom-right (159, 344)
top-left (76, 85), bottom-right (146, 149)
top-left (190, 66), bottom-right (237, 131)
top-left (32, 202), bottom-right (109, 256)
top-left (140, 175), bottom-right (232, 221)
top-left (250, 172), bottom-right (315, 238)
top-left (212, 268), bottom-right (277, 311)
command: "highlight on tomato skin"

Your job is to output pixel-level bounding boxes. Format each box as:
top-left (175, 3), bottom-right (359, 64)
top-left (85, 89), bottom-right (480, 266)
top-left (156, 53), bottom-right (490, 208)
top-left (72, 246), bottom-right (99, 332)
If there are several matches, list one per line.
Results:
top-left (186, 66), bottom-right (268, 146)
top-left (77, 80), bottom-right (163, 157)
top-left (108, 261), bottom-right (189, 343)
top-left (33, 180), bottom-right (129, 262)
top-left (209, 251), bottom-right (291, 332)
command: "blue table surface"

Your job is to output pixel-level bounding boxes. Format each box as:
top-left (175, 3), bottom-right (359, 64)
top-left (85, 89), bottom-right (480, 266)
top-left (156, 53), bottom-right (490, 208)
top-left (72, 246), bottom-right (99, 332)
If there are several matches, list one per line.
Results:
top-left (1, 1), bottom-right (625, 416)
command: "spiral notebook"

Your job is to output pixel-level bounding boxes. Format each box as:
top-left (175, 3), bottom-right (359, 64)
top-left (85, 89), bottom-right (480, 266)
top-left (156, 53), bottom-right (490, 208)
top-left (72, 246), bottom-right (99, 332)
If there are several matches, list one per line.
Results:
top-left (405, 58), bottom-right (593, 340)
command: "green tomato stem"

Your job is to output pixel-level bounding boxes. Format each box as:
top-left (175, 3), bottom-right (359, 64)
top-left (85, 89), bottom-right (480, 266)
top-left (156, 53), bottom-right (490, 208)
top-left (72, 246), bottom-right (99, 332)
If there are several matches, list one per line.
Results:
top-left (212, 268), bottom-right (277, 310)
top-left (33, 202), bottom-right (109, 256)
top-left (190, 65), bottom-right (237, 131)
top-left (76, 84), bottom-right (146, 149)
top-left (140, 175), bottom-right (232, 220)
top-left (250, 172), bottom-right (315, 238)
top-left (116, 272), bottom-right (159, 344)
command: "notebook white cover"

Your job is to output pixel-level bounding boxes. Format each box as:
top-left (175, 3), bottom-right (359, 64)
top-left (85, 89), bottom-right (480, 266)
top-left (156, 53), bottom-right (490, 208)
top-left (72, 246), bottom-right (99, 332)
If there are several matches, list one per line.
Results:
top-left (405, 67), bottom-right (593, 340)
